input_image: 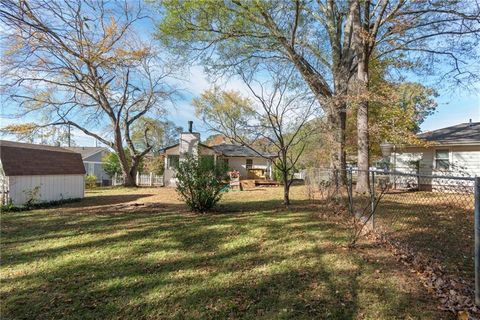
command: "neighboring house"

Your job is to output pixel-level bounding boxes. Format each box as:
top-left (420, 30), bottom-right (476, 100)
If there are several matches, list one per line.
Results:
top-left (0, 140), bottom-right (85, 206)
top-left (389, 121), bottom-right (480, 190)
top-left (161, 122), bottom-right (276, 187)
top-left (66, 147), bottom-right (111, 185)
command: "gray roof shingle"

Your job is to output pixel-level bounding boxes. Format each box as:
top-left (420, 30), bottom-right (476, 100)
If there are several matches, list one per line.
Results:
top-left (212, 144), bottom-right (276, 158)
top-left (65, 147), bottom-right (109, 159)
top-left (418, 122), bottom-right (480, 145)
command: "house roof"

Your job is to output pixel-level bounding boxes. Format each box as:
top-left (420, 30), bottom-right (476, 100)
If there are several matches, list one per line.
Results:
top-left (0, 140), bottom-right (86, 176)
top-left (418, 122), bottom-right (480, 145)
top-left (65, 146), bottom-right (109, 159)
top-left (160, 142), bottom-right (276, 158)
top-left (160, 143), bottom-right (214, 152)
top-left (212, 144), bottom-right (277, 158)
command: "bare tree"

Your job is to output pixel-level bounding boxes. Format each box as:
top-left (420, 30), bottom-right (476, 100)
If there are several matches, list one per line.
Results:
top-left (193, 67), bottom-right (318, 205)
top-left (0, 0), bottom-right (177, 186)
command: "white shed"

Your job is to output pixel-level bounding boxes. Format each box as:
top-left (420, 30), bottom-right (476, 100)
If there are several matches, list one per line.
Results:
top-left (0, 140), bottom-right (86, 206)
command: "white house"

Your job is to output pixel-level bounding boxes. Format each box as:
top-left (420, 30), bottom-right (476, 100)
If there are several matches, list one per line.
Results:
top-left (161, 122), bottom-right (276, 187)
top-left (387, 121), bottom-right (480, 190)
top-left (0, 140), bottom-right (85, 206)
top-left (66, 146), bottom-right (111, 185)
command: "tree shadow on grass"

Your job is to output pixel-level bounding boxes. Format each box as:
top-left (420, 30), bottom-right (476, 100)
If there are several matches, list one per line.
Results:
top-left (67, 193), bottom-right (156, 208)
top-left (1, 203), bottom-right (447, 319)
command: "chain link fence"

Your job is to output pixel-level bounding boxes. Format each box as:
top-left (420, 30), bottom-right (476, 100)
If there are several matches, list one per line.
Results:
top-left (305, 167), bottom-right (478, 292)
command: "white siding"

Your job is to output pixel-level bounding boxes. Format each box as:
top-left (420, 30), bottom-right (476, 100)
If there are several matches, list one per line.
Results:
top-left (451, 146), bottom-right (480, 177)
top-left (394, 145), bottom-right (480, 177)
top-left (392, 145), bottom-right (480, 191)
top-left (393, 147), bottom-right (434, 175)
top-left (7, 174), bottom-right (84, 206)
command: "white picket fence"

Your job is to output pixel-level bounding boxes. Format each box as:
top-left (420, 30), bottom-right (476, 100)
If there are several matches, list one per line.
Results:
top-left (293, 170), bottom-right (306, 180)
top-left (112, 172), bottom-right (163, 187)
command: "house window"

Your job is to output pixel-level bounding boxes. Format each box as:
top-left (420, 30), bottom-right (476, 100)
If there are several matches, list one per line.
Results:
top-left (435, 149), bottom-right (450, 170)
top-left (167, 155), bottom-right (179, 169)
top-left (246, 159), bottom-right (253, 169)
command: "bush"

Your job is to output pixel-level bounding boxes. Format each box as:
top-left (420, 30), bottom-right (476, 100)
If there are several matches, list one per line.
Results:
top-left (175, 155), bottom-right (228, 213)
top-left (85, 175), bottom-right (97, 189)
top-left (1, 198), bottom-right (82, 212)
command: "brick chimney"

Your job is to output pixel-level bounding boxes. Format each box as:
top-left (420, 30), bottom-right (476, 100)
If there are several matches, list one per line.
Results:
top-left (179, 121), bottom-right (200, 160)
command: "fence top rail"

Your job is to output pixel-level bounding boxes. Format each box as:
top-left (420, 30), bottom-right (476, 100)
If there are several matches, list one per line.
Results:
top-left (347, 168), bottom-right (476, 182)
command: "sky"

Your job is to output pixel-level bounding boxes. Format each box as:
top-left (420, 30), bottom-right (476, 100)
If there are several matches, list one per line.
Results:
top-left (1, 63), bottom-right (478, 147)
top-left (167, 66), bottom-right (480, 138)
top-left (1, 2), bottom-right (479, 147)
top-left (421, 89), bottom-right (480, 131)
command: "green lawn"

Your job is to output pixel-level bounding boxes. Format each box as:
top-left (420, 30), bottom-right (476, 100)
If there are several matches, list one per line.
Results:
top-left (1, 186), bottom-right (447, 319)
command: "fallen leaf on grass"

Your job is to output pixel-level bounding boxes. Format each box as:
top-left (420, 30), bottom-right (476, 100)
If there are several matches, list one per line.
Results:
top-left (457, 310), bottom-right (468, 320)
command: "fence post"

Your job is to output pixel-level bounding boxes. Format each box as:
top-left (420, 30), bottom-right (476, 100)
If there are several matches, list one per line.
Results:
top-left (475, 176), bottom-right (480, 305)
top-left (347, 168), bottom-right (353, 215)
top-left (113, 173), bottom-right (117, 186)
top-left (150, 172), bottom-right (153, 187)
top-left (136, 172), bottom-right (139, 186)
top-left (371, 171), bottom-right (376, 229)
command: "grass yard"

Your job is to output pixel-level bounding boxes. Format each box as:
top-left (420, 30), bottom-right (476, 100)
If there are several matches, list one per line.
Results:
top-left (1, 186), bottom-right (449, 319)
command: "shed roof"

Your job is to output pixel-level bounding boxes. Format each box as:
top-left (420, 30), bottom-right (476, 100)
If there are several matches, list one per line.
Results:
top-left (0, 140), bottom-right (86, 176)
top-left (418, 122), bottom-right (480, 145)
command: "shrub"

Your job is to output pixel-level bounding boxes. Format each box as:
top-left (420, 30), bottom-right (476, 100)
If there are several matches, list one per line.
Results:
top-left (1, 198), bottom-right (82, 213)
top-left (85, 175), bottom-right (97, 189)
top-left (1, 199), bottom-right (17, 212)
top-left (175, 155), bottom-right (228, 213)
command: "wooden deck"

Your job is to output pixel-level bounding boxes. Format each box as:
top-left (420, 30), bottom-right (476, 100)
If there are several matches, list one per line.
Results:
top-left (239, 179), bottom-right (281, 189)
top-left (255, 179), bottom-right (281, 186)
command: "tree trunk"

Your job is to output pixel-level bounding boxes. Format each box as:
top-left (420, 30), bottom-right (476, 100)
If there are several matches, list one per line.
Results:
top-left (326, 102), bottom-right (347, 186)
top-left (355, 59), bottom-right (370, 193)
top-left (351, 0), bottom-right (370, 194)
top-left (283, 181), bottom-right (290, 206)
top-left (282, 169), bottom-right (290, 206)
top-left (124, 172), bottom-right (136, 187)
top-left (115, 148), bottom-right (137, 187)
top-left (281, 44), bottom-right (346, 183)
top-left (112, 126), bottom-right (138, 187)
top-left (127, 158), bottom-right (141, 187)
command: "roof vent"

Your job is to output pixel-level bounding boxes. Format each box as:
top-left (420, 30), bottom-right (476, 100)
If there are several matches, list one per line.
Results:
top-left (469, 119), bottom-right (473, 126)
